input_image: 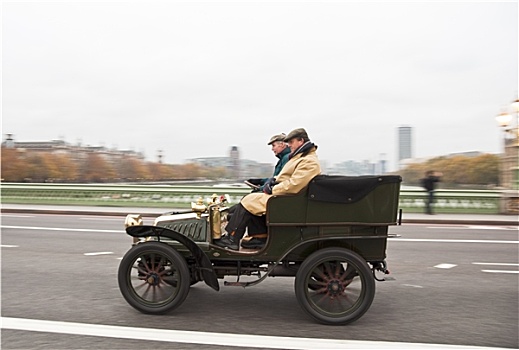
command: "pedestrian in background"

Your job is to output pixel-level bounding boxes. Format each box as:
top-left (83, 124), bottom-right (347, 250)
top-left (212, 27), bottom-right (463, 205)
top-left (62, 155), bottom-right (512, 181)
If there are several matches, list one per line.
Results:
top-left (421, 171), bottom-right (443, 214)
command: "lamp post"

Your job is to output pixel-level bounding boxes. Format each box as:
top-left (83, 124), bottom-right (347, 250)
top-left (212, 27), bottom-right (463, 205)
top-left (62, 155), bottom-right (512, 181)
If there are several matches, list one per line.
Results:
top-left (495, 111), bottom-right (512, 130)
top-left (495, 99), bottom-right (519, 214)
top-left (496, 100), bottom-right (519, 188)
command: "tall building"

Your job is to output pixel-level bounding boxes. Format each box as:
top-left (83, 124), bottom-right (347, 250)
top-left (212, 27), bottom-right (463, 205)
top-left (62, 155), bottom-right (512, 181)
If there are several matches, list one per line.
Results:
top-left (229, 146), bottom-right (240, 179)
top-left (398, 126), bottom-right (413, 168)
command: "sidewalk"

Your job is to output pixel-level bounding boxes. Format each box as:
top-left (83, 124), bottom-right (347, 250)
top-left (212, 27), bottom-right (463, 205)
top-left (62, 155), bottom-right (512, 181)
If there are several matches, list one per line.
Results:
top-left (1, 204), bottom-right (517, 226)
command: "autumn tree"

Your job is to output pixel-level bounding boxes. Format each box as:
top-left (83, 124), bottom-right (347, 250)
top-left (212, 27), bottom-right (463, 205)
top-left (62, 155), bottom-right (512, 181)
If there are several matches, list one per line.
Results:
top-left (399, 154), bottom-right (499, 187)
top-left (1, 148), bottom-right (24, 181)
top-left (80, 153), bottom-right (117, 182)
top-left (116, 157), bottom-right (151, 181)
top-left (199, 166), bottom-right (229, 180)
top-left (465, 154), bottom-right (499, 185)
top-left (179, 163), bottom-right (204, 179)
top-left (53, 153), bottom-right (80, 181)
top-left (17, 153), bottom-right (63, 182)
top-left (148, 162), bottom-right (172, 181)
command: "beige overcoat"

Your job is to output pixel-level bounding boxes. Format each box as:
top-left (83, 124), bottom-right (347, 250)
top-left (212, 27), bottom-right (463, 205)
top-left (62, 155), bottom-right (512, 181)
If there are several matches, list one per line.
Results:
top-left (241, 146), bottom-right (321, 216)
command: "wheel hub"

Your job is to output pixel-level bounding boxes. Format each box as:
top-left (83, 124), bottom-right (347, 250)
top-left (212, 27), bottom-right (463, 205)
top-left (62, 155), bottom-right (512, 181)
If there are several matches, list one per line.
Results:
top-left (146, 273), bottom-right (161, 286)
top-left (327, 280), bottom-right (344, 295)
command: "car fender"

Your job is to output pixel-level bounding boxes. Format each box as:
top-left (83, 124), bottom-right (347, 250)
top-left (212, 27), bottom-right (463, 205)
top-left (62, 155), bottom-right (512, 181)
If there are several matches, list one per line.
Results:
top-left (125, 225), bottom-right (219, 291)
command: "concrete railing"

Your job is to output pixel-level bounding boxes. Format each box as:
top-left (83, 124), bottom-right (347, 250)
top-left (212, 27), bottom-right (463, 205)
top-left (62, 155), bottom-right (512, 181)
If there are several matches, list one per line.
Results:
top-left (0, 183), bottom-right (251, 208)
top-left (398, 189), bottom-right (502, 214)
top-left (0, 183), bottom-right (514, 214)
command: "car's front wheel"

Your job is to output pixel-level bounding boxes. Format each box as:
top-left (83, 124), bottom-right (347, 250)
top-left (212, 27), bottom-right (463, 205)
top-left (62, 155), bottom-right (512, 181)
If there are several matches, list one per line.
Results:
top-left (118, 242), bottom-right (190, 314)
top-left (295, 247), bottom-right (375, 325)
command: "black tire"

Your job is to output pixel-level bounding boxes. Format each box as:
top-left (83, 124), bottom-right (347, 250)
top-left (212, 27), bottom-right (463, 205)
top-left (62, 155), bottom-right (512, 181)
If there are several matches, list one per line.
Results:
top-left (295, 247), bottom-right (375, 325)
top-left (118, 242), bottom-right (190, 314)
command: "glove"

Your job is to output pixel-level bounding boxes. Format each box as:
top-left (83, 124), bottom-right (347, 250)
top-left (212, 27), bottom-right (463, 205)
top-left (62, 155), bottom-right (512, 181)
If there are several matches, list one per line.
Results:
top-left (263, 178), bottom-right (276, 194)
top-left (246, 178), bottom-right (264, 186)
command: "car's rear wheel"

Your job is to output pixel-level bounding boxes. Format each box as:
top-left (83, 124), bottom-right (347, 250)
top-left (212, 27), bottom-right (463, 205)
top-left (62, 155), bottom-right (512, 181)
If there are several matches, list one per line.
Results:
top-left (118, 242), bottom-right (190, 314)
top-left (295, 247), bottom-right (375, 325)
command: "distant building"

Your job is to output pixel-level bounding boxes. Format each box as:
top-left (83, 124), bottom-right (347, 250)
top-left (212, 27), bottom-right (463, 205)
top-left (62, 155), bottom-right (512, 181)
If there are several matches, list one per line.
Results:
top-left (2, 135), bottom-right (295, 181)
top-left (189, 157), bottom-right (233, 168)
top-left (230, 146), bottom-right (240, 179)
top-left (1, 134), bottom-right (145, 163)
top-left (327, 153), bottom-right (389, 176)
top-left (188, 146), bottom-right (272, 180)
top-left (399, 151), bottom-right (485, 167)
top-left (377, 158), bottom-right (387, 174)
top-left (328, 160), bottom-right (376, 176)
top-left (447, 151), bottom-right (483, 158)
top-left (398, 126), bottom-right (413, 168)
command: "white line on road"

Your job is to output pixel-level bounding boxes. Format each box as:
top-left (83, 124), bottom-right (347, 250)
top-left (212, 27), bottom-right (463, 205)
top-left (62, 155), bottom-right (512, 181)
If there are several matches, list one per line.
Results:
top-left (467, 226), bottom-right (518, 230)
top-left (0, 245), bottom-right (19, 248)
top-left (481, 270), bottom-right (519, 274)
top-left (84, 252), bottom-right (114, 256)
top-left (0, 214), bottom-right (34, 218)
top-left (434, 263), bottom-right (457, 269)
top-left (390, 238), bottom-right (518, 244)
top-left (427, 226), bottom-right (517, 231)
top-left (472, 262), bottom-right (519, 266)
top-left (0, 317), bottom-right (509, 350)
top-left (1, 225), bottom-right (121, 233)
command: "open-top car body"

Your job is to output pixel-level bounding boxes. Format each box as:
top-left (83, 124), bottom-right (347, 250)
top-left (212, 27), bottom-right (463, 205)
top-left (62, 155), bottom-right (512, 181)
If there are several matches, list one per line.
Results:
top-left (118, 174), bottom-right (402, 325)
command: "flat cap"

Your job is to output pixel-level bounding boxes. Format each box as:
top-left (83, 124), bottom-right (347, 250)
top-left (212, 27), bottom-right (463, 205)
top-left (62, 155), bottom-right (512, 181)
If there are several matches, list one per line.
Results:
top-left (267, 133), bottom-right (286, 145)
top-left (284, 128), bottom-right (309, 142)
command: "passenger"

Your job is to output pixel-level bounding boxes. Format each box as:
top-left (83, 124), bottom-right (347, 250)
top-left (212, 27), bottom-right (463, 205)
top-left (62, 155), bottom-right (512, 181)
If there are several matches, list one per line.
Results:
top-left (246, 133), bottom-right (291, 192)
top-left (215, 128), bottom-right (321, 250)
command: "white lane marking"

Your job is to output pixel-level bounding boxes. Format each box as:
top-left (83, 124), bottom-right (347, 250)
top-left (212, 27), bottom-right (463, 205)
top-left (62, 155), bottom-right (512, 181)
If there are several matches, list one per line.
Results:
top-left (427, 226), bottom-right (517, 231)
top-left (434, 263), bottom-right (457, 269)
top-left (0, 215), bottom-right (34, 218)
top-left (402, 284), bottom-right (423, 288)
top-left (2, 226), bottom-right (516, 241)
top-left (1, 225), bottom-right (121, 233)
top-left (84, 252), bottom-right (113, 256)
top-left (390, 238), bottom-right (518, 244)
top-left (467, 226), bottom-right (518, 230)
top-left (472, 263), bottom-right (518, 274)
top-left (482, 270), bottom-right (519, 274)
top-left (0, 317), bottom-right (507, 350)
top-left (80, 218), bottom-right (121, 221)
top-left (472, 262), bottom-right (519, 266)
top-left (0, 245), bottom-right (19, 248)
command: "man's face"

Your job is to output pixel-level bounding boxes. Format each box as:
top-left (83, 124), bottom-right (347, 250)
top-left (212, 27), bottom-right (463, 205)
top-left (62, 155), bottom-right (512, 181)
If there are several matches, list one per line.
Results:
top-left (271, 141), bottom-right (286, 155)
top-left (287, 138), bottom-right (304, 153)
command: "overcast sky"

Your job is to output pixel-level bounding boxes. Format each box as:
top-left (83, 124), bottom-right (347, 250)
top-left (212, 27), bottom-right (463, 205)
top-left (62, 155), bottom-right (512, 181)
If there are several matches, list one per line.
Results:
top-left (2, 1), bottom-right (517, 171)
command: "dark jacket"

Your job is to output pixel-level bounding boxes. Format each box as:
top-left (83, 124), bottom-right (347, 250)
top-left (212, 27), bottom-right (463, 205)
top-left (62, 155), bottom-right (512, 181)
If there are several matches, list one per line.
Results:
top-left (421, 176), bottom-right (441, 192)
top-left (272, 147), bottom-right (291, 177)
top-left (259, 146), bottom-right (291, 186)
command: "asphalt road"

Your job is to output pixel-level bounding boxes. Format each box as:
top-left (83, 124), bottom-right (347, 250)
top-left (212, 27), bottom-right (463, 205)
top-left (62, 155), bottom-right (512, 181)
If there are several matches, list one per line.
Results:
top-left (1, 213), bottom-right (518, 349)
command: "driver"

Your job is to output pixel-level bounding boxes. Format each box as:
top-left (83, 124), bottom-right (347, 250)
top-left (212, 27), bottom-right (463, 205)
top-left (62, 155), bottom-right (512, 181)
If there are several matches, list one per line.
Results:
top-left (233, 133), bottom-right (291, 248)
top-left (215, 128), bottom-right (321, 250)
top-left (246, 133), bottom-right (291, 192)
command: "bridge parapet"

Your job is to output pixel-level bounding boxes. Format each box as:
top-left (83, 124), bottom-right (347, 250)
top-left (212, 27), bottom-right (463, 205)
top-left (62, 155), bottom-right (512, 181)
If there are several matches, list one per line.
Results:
top-left (0, 183), bottom-right (515, 215)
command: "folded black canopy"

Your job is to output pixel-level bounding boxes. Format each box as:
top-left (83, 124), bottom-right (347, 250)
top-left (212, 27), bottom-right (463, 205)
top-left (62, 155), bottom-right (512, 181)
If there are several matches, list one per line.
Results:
top-left (308, 175), bottom-right (402, 204)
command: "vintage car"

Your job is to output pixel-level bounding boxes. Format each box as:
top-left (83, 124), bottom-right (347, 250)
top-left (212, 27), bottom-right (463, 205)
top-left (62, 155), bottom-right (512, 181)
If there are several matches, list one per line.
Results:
top-left (118, 174), bottom-right (402, 325)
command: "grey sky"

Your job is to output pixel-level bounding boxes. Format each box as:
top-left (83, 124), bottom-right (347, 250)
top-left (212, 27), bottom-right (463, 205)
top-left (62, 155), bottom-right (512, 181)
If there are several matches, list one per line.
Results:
top-left (2, 1), bottom-right (517, 171)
